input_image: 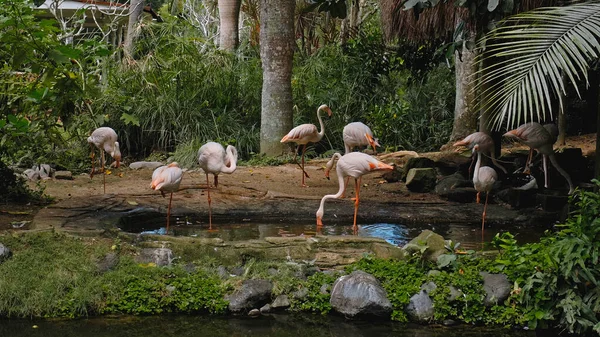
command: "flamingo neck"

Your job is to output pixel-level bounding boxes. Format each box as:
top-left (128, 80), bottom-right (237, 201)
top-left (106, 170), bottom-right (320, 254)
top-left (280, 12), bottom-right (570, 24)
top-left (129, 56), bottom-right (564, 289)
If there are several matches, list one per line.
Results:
top-left (326, 153), bottom-right (342, 172)
top-left (316, 165), bottom-right (345, 218)
top-left (317, 107), bottom-right (326, 139)
top-left (473, 151), bottom-right (482, 184)
top-left (221, 146), bottom-right (237, 174)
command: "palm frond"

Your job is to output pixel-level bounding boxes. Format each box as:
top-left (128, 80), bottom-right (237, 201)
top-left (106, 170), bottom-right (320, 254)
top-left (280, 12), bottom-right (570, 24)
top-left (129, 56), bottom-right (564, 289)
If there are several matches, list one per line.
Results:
top-left (476, 2), bottom-right (600, 130)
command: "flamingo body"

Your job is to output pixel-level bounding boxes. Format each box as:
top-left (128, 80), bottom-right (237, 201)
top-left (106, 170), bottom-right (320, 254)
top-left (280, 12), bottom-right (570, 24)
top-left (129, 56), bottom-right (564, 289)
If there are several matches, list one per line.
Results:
top-left (281, 104), bottom-right (333, 187)
top-left (197, 142), bottom-right (238, 229)
top-left (316, 152), bottom-right (393, 232)
top-left (343, 122), bottom-right (380, 154)
top-left (504, 122), bottom-right (573, 194)
top-left (88, 126), bottom-right (121, 193)
top-left (150, 163), bottom-right (183, 233)
top-left (453, 132), bottom-right (507, 174)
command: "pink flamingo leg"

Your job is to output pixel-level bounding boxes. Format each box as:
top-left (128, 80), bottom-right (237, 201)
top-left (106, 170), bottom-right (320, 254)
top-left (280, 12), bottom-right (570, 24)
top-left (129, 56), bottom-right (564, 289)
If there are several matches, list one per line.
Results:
top-left (524, 149), bottom-right (533, 174)
top-left (352, 177), bottom-right (361, 235)
top-left (166, 192), bottom-right (173, 234)
top-left (482, 192), bottom-right (489, 234)
top-left (292, 145), bottom-right (310, 180)
top-left (543, 154), bottom-right (549, 188)
top-left (206, 173), bottom-right (213, 230)
top-left (301, 144), bottom-right (310, 187)
top-left (89, 144), bottom-right (96, 179)
top-left (101, 150), bottom-right (106, 194)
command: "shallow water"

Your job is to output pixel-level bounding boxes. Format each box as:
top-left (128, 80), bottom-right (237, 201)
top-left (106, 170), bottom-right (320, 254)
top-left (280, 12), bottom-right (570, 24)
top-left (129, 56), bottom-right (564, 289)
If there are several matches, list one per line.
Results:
top-left (0, 314), bottom-right (547, 337)
top-left (120, 213), bottom-right (545, 250)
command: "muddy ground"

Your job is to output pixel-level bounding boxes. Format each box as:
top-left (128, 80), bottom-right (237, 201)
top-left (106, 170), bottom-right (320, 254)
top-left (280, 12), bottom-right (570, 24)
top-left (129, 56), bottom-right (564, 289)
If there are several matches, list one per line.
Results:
top-left (0, 133), bottom-right (596, 237)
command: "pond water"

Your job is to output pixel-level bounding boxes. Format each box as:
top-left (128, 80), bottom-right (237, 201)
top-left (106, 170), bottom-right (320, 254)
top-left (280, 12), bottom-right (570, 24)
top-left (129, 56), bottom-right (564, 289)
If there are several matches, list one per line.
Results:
top-left (0, 314), bottom-right (551, 337)
top-left (119, 213), bottom-right (546, 250)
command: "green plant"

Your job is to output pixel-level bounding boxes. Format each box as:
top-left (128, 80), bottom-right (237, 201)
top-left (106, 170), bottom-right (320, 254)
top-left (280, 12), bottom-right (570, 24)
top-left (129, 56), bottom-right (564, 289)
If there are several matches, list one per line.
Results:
top-left (291, 271), bottom-right (337, 315)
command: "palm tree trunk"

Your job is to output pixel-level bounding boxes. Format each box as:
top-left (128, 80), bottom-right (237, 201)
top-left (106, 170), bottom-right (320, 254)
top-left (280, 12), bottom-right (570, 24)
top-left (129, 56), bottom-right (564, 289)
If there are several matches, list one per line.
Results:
top-left (218, 0), bottom-right (242, 50)
top-left (259, 0), bottom-right (295, 155)
top-left (450, 42), bottom-right (479, 141)
top-left (123, 0), bottom-right (144, 60)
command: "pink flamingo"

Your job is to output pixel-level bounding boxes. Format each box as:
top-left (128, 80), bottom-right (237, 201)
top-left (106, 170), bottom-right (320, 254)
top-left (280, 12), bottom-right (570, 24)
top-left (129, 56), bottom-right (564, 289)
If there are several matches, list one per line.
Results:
top-left (504, 122), bottom-right (574, 194)
top-left (87, 127), bottom-right (121, 194)
top-left (343, 122), bottom-right (380, 154)
top-left (453, 132), bottom-right (507, 177)
top-left (316, 152), bottom-right (393, 233)
top-left (472, 145), bottom-right (497, 233)
top-left (198, 142), bottom-right (238, 230)
top-left (281, 104), bottom-right (333, 187)
top-left (150, 162), bottom-right (183, 233)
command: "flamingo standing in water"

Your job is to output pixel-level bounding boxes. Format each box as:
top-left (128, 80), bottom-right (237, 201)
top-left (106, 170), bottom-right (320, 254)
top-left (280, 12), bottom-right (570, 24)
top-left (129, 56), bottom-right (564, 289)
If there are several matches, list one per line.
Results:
top-left (471, 145), bottom-right (497, 234)
top-left (504, 122), bottom-right (574, 194)
top-left (343, 122), bottom-right (380, 154)
top-left (87, 127), bottom-right (121, 194)
top-left (150, 163), bottom-right (183, 233)
top-left (281, 104), bottom-right (333, 187)
top-left (198, 142), bottom-right (238, 230)
top-left (316, 152), bottom-right (393, 233)
top-left (454, 132), bottom-right (507, 177)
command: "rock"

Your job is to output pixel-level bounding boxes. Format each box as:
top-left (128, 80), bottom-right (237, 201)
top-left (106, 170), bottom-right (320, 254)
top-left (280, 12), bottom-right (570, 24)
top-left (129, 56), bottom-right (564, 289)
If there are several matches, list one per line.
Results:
top-left (267, 268), bottom-right (279, 276)
top-left (23, 168), bottom-right (39, 181)
top-left (54, 171), bottom-right (73, 180)
top-left (260, 304), bottom-right (271, 313)
top-left (420, 281), bottom-right (437, 294)
top-left (305, 265), bottom-right (320, 277)
top-left (227, 279), bottom-right (273, 313)
top-left (320, 283), bottom-right (330, 295)
top-left (38, 164), bottom-right (52, 180)
top-left (292, 287), bottom-right (309, 300)
top-left (129, 161), bottom-right (164, 170)
top-left (97, 252), bottom-right (119, 273)
top-left (230, 266), bottom-right (245, 276)
top-left (248, 308), bottom-right (261, 317)
top-left (405, 168), bottom-right (437, 193)
top-left (480, 272), bottom-right (511, 306)
top-left (403, 230), bottom-right (446, 263)
top-left (435, 172), bottom-right (475, 203)
top-left (449, 286), bottom-right (463, 302)
top-left (405, 290), bottom-right (434, 323)
top-left (136, 248), bottom-right (173, 267)
top-left (330, 270), bottom-right (392, 318)
top-left (402, 157), bottom-right (435, 181)
top-left (0, 243), bottom-right (12, 263)
top-left (443, 319), bottom-right (458, 326)
top-left (271, 295), bottom-right (290, 310)
top-left (496, 188), bottom-right (537, 209)
top-left (381, 164), bottom-right (402, 183)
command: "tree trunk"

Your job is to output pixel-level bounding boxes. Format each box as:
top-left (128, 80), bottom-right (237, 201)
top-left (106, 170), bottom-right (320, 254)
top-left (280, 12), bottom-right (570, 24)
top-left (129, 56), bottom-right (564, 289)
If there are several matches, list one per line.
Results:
top-left (218, 0), bottom-right (241, 51)
top-left (123, 0), bottom-right (144, 60)
top-left (449, 43), bottom-right (479, 142)
top-left (260, 0), bottom-right (295, 155)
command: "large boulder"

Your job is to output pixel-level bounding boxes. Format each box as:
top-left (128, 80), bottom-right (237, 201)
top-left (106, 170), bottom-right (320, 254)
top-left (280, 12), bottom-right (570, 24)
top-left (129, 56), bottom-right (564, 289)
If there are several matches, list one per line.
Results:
top-left (330, 270), bottom-right (392, 318)
top-left (402, 157), bottom-right (435, 181)
top-left (403, 230), bottom-right (446, 263)
top-left (435, 172), bottom-right (476, 203)
top-left (405, 168), bottom-right (437, 193)
top-left (136, 248), bottom-right (173, 267)
top-left (480, 272), bottom-right (511, 306)
top-left (405, 290), bottom-right (434, 323)
top-left (227, 279), bottom-right (273, 313)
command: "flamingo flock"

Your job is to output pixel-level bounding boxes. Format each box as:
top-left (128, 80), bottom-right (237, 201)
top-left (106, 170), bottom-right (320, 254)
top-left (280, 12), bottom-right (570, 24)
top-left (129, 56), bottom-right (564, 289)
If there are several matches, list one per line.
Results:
top-left (88, 108), bottom-right (574, 237)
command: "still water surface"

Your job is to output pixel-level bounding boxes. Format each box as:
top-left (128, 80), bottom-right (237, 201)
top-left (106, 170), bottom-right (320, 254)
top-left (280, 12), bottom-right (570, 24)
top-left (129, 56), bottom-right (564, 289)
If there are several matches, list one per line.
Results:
top-left (0, 314), bottom-right (548, 337)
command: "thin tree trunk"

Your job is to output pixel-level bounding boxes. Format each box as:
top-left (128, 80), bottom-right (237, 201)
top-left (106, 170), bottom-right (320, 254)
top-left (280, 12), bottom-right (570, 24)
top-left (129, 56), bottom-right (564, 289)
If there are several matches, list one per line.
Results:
top-left (123, 0), bottom-right (144, 60)
top-left (449, 42), bottom-right (479, 142)
top-left (218, 0), bottom-right (242, 51)
top-left (260, 0), bottom-right (295, 155)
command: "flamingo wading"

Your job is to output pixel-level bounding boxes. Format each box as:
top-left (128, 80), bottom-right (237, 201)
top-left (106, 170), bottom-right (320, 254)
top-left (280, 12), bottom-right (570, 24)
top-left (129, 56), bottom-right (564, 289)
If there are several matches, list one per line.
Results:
top-left (150, 163), bottom-right (183, 233)
top-left (504, 122), bottom-right (574, 194)
top-left (198, 142), bottom-right (238, 230)
top-left (87, 127), bottom-right (121, 194)
top-left (281, 104), bottom-right (333, 187)
top-left (343, 122), bottom-right (380, 154)
top-left (472, 144), bottom-right (497, 233)
top-left (316, 152), bottom-right (393, 233)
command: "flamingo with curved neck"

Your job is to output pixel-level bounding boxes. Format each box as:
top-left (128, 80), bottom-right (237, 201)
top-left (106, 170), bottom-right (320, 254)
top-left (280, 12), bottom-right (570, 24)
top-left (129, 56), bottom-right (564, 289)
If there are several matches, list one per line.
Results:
top-left (281, 104), bottom-right (333, 187)
top-left (472, 145), bottom-right (497, 234)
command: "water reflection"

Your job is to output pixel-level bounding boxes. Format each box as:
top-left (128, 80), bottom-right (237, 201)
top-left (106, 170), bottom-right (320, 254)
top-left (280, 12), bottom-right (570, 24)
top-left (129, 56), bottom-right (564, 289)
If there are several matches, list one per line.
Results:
top-left (0, 314), bottom-right (546, 337)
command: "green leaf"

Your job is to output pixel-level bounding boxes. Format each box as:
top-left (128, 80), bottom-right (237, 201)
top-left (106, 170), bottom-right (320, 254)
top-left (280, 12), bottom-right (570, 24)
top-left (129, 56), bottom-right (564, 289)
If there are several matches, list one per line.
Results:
top-left (48, 49), bottom-right (70, 63)
top-left (437, 254), bottom-right (457, 268)
top-left (120, 112), bottom-right (140, 126)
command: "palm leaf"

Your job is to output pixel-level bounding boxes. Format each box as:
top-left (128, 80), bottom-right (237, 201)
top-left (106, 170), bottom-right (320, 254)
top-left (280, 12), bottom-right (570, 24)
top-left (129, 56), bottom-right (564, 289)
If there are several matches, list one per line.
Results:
top-left (475, 2), bottom-right (600, 130)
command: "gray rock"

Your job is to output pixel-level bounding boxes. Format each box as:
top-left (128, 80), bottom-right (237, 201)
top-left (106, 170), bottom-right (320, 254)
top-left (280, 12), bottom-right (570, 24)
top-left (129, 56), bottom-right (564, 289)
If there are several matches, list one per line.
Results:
top-left (23, 168), bottom-right (39, 181)
top-left (227, 279), bottom-right (273, 313)
top-left (271, 295), bottom-right (290, 310)
top-left (292, 287), bottom-right (309, 300)
top-left (402, 157), bottom-right (435, 181)
top-left (443, 319), bottom-right (458, 326)
top-left (267, 268), bottom-right (279, 276)
top-left (420, 281), bottom-right (437, 294)
top-left (330, 270), bottom-right (392, 318)
top-left (248, 308), bottom-right (261, 317)
top-left (217, 265), bottom-right (229, 279)
top-left (405, 290), bottom-right (434, 323)
top-left (405, 168), bottom-right (437, 193)
top-left (403, 230), bottom-right (446, 263)
top-left (480, 272), bottom-right (511, 306)
top-left (54, 171), bottom-right (73, 180)
top-left (381, 164), bottom-right (402, 183)
top-left (435, 172), bottom-right (475, 202)
top-left (38, 164), bottom-right (52, 180)
top-left (97, 252), bottom-right (119, 273)
top-left (230, 266), bottom-right (245, 276)
top-left (0, 243), bottom-right (12, 263)
top-left (260, 304), bottom-right (271, 313)
top-left (129, 161), bottom-right (164, 170)
top-left (320, 283), bottom-right (330, 295)
top-left (136, 248), bottom-right (173, 267)
top-left (449, 286), bottom-right (464, 302)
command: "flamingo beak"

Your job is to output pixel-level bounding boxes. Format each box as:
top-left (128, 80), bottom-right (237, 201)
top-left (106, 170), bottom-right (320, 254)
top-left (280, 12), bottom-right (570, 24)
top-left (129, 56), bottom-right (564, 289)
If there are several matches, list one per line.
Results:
top-left (116, 160), bottom-right (121, 168)
top-left (325, 169), bottom-right (331, 180)
top-left (326, 107), bottom-right (333, 117)
top-left (316, 216), bottom-right (323, 227)
top-left (453, 140), bottom-right (468, 147)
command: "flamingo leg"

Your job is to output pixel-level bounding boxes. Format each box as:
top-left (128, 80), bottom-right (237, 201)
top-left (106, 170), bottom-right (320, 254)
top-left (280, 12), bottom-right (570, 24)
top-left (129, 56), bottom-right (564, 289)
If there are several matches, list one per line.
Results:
top-left (214, 175), bottom-right (219, 188)
top-left (468, 154), bottom-right (475, 179)
top-left (524, 149), bottom-right (533, 174)
top-left (543, 154), bottom-right (549, 188)
top-left (101, 150), bottom-right (106, 194)
top-left (476, 191), bottom-right (481, 204)
top-left (166, 192), bottom-right (173, 234)
top-left (482, 192), bottom-right (489, 233)
top-left (352, 177), bottom-right (361, 235)
top-left (292, 146), bottom-right (310, 180)
top-left (206, 173), bottom-right (213, 230)
top-left (89, 144), bottom-right (96, 179)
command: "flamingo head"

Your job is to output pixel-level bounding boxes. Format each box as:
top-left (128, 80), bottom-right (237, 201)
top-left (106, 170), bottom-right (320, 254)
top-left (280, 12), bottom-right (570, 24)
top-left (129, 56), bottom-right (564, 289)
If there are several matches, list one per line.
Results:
top-left (319, 104), bottom-right (333, 117)
top-left (167, 162), bottom-right (179, 168)
top-left (316, 208), bottom-right (324, 227)
top-left (365, 133), bottom-right (380, 153)
top-left (324, 168), bottom-right (331, 180)
top-left (112, 142), bottom-right (121, 168)
top-left (473, 144), bottom-right (480, 153)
